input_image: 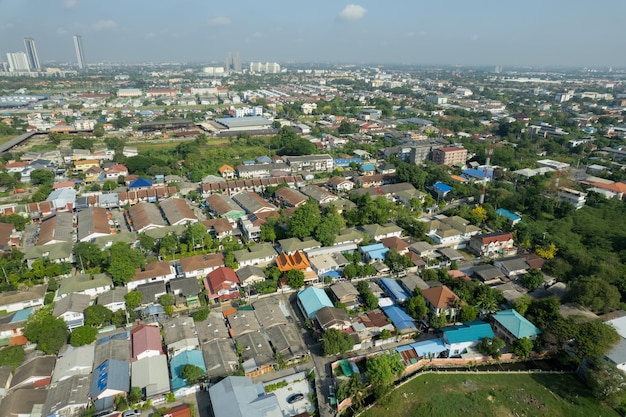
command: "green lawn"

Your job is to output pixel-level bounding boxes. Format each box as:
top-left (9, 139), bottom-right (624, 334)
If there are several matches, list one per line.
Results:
top-left (361, 373), bottom-right (619, 417)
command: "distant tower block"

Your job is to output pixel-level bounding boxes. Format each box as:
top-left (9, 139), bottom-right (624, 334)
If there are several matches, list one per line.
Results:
top-left (226, 52), bottom-right (233, 72)
top-left (23, 38), bottom-right (41, 71)
top-left (234, 52), bottom-right (241, 73)
top-left (73, 35), bottom-right (86, 71)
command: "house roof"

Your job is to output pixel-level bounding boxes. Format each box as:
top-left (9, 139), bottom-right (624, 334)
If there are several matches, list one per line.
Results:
top-left (252, 298), bottom-right (289, 329)
top-left (43, 374), bottom-right (91, 416)
top-left (265, 324), bottom-right (307, 361)
top-left (232, 192), bottom-right (276, 214)
top-left (94, 338), bottom-right (130, 368)
top-left (278, 238), bottom-right (321, 254)
top-left (136, 281), bottom-right (167, 304)
top-left (202, 338), bottom-right (239, 378)
top-left (378, 278), bottom-right (412, 303)
top-left (476, 231), bottom-right (513, 245)
top-left (315, 306), bottom-right (350, 328)
top-left (236, 332), bottom-right (274, 369)
top-left (131, 354), bottom-right (170, 398)
top-left (297, 287), bottom-right (333, 318)
top-left (381, 305), bottom-right (417, 331)
top-left (442, 321), bottom-right (495, 344)
top-left (162, 316), bottom-right (199, 346)
top-left (52, 344), bottom-right (94, 383)
top-left (133, 261), bottom-right (173, 283)
top-left (128, 202), bottom-right (165, 231)
top-left (97, 287), bottom-right (128, 307)
top-left (129, 177), bottom-right (153, 189)
top-left (130, 324), bottom-right (163, 360)
top-left (0, 388), bottom-right (49, 417)
top-left (218, 164), bottom-right (235, 174)
top-left (606, 338), bottom-right (626, 367)
top-left (159, 197), bottom-right (198, 225)
top-left (236, 265), bottom-right (265, 284)
top-left (37, 212), bottom-right (73, 246)
top-left (275, 187), bottom-right (307, 207)
top-left (202, 218), bottom-right (234, 235)
top-left (170, 350), bottom-right (206, 391)
top-left (276, 250), bottom-right (311, 272)
top-left (10, 355), bottom-right (56, 389)
top-left (492, 309), bottom-right (542, 339)
top-left (58, 273), bottom-right (113, 296)
top-left (52, 292), bottom-right (91, 317)
top-left (90, 359), bottom-right (130, 398)
top-left (77, 207), bottom-right (111, 242)
top-left (209, 376), bottom-right (281, 417)
top-left (421, 285), bottom-right (460, 309)
top-left (179, 253), bottom-right (224, 273)
top-left (233, 243), bottom-right (277, 263)
top-left (205, 194), bottom-right (245, 217)
top-left (169, 277), bottom-right (200, 296)
top-left (380, 236), bottom-right (409, 252)
top-left (0, 284), bottom-right (47, 308)
top-left (207, 267), bottom-right (239, 291)
top-left (330, 281), bottom-right (359, 300)
top-left (361, 223), bottom-right (403, 239)
top-left (472, 264), bottom-right (505, 282)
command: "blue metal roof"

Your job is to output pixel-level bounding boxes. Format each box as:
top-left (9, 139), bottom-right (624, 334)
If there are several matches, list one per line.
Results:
top-left (360, 164), bottom-right (376, 171)
top-left (321, 270), bottom-right (341, 278)
top-left (432, 182), bottom-right (452, 193)
top-left (495, 208), bottom-right (522, 222)
top-left (378, 278), bottom-right (411, 303)
top-left (407, 339), bottom-right (447, 357)
top-left (90, 359), bottom-right (129, 398)
top-left (334, 158), bottom-right (362, 167)
top-left (382, 305), bottom-right (416, 331)
top-left (492, 309), bottom-right (541, 339)
top-left (128, 178), bottom-right (153, 189)
top-left (462, 168), bottom-right (494, 179)
top-left (297, 287), bottom-right (333, 318)
top-left (170, 350), bottom-right (207, 391)
top-left (11, 308), bottom-right (33, 323)
top-left (442, 321), bottom-right (494, 344)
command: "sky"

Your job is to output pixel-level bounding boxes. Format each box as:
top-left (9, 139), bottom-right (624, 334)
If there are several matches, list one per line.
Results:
top-left (1, 0), bottom-right (625, 67)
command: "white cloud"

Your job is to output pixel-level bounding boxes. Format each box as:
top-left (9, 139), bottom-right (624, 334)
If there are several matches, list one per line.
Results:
top-left (471, 34), bottom-right (479, 41)
top-left (338, 4), bottom-right (367, 21)
top-left (93, 19), bottom-right (118, 31)
top-left (64, 0), bottom-right (79, 9)
top-left (208, 16), bottom-right (231, 26)
top-left (56, 27), bottom-right (68, 35)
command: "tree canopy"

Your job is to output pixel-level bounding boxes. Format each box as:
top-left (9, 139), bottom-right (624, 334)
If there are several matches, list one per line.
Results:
top-left (70, 325), bottom-right (98, 346)
top-left (366, 353), bottom-right (404, 399)
top-left (24, 308), bottom-right (69, 354)
top-left (322, 328), bottom-right (354, 356)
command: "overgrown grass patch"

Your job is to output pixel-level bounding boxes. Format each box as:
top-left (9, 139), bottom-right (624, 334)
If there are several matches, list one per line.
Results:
top-left (361, 373), bottom-right (618, 417)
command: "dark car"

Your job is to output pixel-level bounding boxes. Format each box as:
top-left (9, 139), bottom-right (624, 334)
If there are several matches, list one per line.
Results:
top-left (287, 393), bottom-right (304, 404)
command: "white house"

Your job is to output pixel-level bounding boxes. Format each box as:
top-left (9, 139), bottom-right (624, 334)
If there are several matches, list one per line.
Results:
top-left (127, 261), bottom-right (176, 291)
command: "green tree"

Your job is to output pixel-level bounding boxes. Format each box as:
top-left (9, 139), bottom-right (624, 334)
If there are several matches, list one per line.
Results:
top-left (511, 338), bottom-right (534, 358)
top-left (159, 232), bottom-right (179, 257)
top-left (459, 305), bottom-right (478, 323)
top-left (184, 222), bottom-right (211, 250)
top-left (74, 242), bottom-right (103, 270)
top-left (180, 364), bottom-right (206, 384)
top-left (430, 314), bottom-right (448, 329)
top-left (477, 336), bottom-right (505, 359)
top-left (70, 325), bottom-right (98, 346)
top-left (366, 353), bottom-right (404, 399)
top-left (93, 124), bottom-right (105, 137)
top-left (342, 264), bottom-right (357, 280)
top-left (160, 294), bottom-right (175, 315)
top-left (380, 329), bottom-right (393, 340)
top-left (192, 308), bottom-right (210, 322)
top-left (567, 276), bottom-right (621, 313)
top-left (23, 308), bottom-right (69, 354)
top-left (0, 214), bottom-right (28, 231)
top-left (384, 249), bottom-right (413, 276)
top-left (111, 309), bottom-right (127, 327)
top-left (521, 269), bottom-right (544, 290)
top-left (574, 320), bottom-right (619, 360)
top-left (406, 295), bottom-right (428, 320)
top-left (128, 386), bottom-right (143, 404)
top-left (322, 328), bottom-right (354, 356)
top-left (314, 205), bottom-right (344, 247)
top-left (103, 180), bottom-right (117, 191)
top-left (587, 361), bottom-right (626, 408)
top-left (30, 169), bottom-right (54, 186)
top-left (285, 269), bottom-right (305, 289)
top-left (125, 290), bottom-right (143, 311)
top-left (0, 345), bottom-right (25, 370)
top-left (84, 304), bottom-right (113, 327)
top-left (105, 242), bottom-right (146, 285)
top-left (138, 233), bottom-right (156, 254)
top-left (288, 200), bottom-right (321, 239)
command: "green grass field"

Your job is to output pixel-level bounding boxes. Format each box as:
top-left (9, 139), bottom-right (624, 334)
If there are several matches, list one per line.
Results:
top-left (361, 373), bottom-right (618, 417)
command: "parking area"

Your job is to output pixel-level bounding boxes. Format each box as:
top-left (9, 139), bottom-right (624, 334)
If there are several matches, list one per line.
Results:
top-left (264, 371), bottom-right (315, 417)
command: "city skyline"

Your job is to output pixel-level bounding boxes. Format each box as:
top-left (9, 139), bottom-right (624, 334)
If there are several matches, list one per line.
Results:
top-left (0, 0), bottom-right (625, 67)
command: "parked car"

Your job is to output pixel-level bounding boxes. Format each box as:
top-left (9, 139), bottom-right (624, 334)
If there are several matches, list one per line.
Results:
top-left (122, 410), bottom-right (140, 417)
top-left (287, 393), bottom-right (304, 404)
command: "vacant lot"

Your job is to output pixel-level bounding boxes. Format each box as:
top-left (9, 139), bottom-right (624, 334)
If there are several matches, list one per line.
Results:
top-left (361, 373), bottom-right (619, 417)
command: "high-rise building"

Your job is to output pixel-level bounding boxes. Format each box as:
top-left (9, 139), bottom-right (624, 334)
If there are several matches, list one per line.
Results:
top-left (234, 52), bottom-right (241, 73)
top-left (73, 35), bottom-right (86, 71)
top-left (6, 52), bottom-right (30, 72)
top-left (225, 52), bottom-right (233, 72)
top-left (23, 38), bottom-right (41, 71)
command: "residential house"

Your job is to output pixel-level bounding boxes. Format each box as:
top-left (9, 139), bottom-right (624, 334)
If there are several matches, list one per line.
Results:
top-left (97, 287), bottom-right (128, 312)
top-left (315, 306), bottom-right (351, 331)
top-left (131, 355), bottom-right (170, 398)
top-left (354, 309), bottom-right (395, 338)
top-left (0, 223), bottom-right (17, 253)
top-left (441, 321), bottom-right (495, 357)
top-left (104, 163), bottom-right (128, 180)
top-left (274, 187), bottom-right (307, 207)
top-left (232, 192), bottom-right (277, 215)
top-left (159, 197), bottom-right (198, 226)
top-left (225, 309), bottom-right (261, 337)
top-left (233, 243), bottom-right (277, 267)
top-left (252, 298), bottom-right (289, 329)
top-left (131, 324), bottom-right (163, 361)
top-left (204, 267), bottom-right (240, 302)
top-left (491, 309), bottom-right (542, 344)
top-left (235, 265), bottom-right (266, 288)
top-left (179, 253), bottom-right (224, 279)
top-left (0, 388), bottom-right (48, 417)
top-left (127, 261), bottom-right (176, 291)
top-left (36, 212), bottom-right (73, 246)
top-left (218, 164), bottom-right (236, 179)
top-left (300, 185), bottom-right (339, 205)
top-left (202, 218), bottom-right (234, 240)
top-left (90, 359), bottom-right (130, 401)
top-left (57, 272), bottom-right (113, 298)
top-left (493, 256), bottom-right (530, 278)
top-left (308, 253), bottom-right (342, 278)
top-left (276, 250), bottom-right (317, 284)
top-left (128, 178), bottom-right (153, 190)
top-left (73, 159), bottom-right (99, 172)
top-left (128, 202), bottom-right (166, 233)
top-left (432, 146), bottom-right (468, 166)
top-left (381, 305), bottom-right (418, 334)
top-left (201, 338), bottom-right (239, 379)
top-left (297, 287), bottom-right (333, 319)
top-left (469, 232), bottom-right (517, 258)
top-left (209, 376), bottom-right (281, 417)
top-left (205, 194), bottom-right (246, 221)
top-left (380, 236), bottom-right (410, 255)
top-left (265, 324), bottom-right (308, 365)
top-left (329, 282), bottom-right (360, 309)
top-left (422, 286), bottom-right (461, 320)
top-left (43, 375), bottom-right (91, 417)
top-left (52, 345), bottom-right (94, 383)
top-left (9, 356), bottom-right (56, 391)
top-left (0, 308), bottom-right (31, 347)
top-left (162, 316), bottom-right (200, 359)
top-left (77, 207), bottom-right (113, 242)
top-left (286, 154), bottom-right (334, 173)
top-left (360, 223), bottom-right (403, 241)
top-left (425, 215), bottom-right (480, 248)
top-left (472, 264), bottom-right (506, 285)
top-left (52, 293), bottom-right (91, 330)
top-left (278, 238), bottom-right (321, 255)
top-left (236, 332), bottom-right (275, 377)
top-left (360, 243), bottom-right (389, 263)
top-left (0, 284), bottom-right (47, 313)
top-left (327, 176), bottom-right (354, 192)
top-left (169, 277), bottom-right (200, 307)
top-left (378, 278), bottom-right (412, 304)
top-left (170, 350), bottom-right (206, 392)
